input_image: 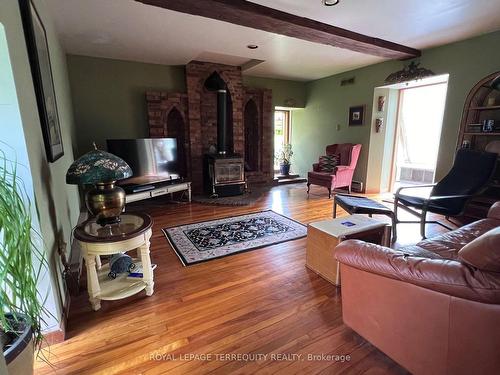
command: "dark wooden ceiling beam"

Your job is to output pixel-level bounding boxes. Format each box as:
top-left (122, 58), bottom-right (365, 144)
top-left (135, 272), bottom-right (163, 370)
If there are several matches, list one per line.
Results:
top-left (136, 0), bottom-right (421, 60)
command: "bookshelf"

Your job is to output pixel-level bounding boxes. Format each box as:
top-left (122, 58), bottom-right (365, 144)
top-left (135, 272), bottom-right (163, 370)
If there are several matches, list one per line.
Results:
top-left (457, 71), bottom-right (500, 219)
top-left (468, 105), bottom-right (500, 111)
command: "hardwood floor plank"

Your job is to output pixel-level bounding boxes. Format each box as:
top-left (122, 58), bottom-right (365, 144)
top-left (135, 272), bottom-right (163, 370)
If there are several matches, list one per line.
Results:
top-left (35, 184), bottom-right (453, 374)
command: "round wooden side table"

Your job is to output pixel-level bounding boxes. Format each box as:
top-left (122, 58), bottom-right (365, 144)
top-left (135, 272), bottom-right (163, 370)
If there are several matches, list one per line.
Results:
top-left (74, 212), bottom-right (154, 311)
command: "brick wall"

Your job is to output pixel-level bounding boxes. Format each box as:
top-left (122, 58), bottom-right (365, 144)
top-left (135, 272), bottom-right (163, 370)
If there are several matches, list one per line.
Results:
top-left (145, 91), bottom-right (190, 174)
top-left (146, 61), bottom-right (274, 192)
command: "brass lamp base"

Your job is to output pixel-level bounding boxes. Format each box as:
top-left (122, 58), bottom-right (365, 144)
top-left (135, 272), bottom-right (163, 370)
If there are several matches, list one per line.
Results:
top-left (85, 182), bottom-right (126, 226)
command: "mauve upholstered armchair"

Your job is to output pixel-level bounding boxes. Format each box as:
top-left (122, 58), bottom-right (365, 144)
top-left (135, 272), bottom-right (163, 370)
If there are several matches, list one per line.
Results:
top-left (307, 143), bottom-right (362, 198)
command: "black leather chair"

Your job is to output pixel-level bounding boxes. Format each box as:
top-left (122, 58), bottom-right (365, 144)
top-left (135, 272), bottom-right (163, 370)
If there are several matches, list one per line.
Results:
top-left (394, 149), bottom-right (498, 238)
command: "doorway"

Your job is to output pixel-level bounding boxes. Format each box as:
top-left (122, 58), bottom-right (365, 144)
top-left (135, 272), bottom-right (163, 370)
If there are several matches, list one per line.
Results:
top-left (274, 109), bottom-right (291, 172)
top-left (391, 82), bottom-right (448, 191)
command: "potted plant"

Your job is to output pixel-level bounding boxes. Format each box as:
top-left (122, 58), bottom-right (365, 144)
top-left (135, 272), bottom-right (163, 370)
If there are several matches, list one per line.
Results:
top-left (277, 144), bottom-right (293, 176)
top-left (0, 150), bottom-right (48, 375)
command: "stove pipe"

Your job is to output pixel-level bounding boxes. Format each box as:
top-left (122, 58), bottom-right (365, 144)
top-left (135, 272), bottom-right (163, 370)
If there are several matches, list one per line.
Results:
top-left (216, 89), bottom-right (227, 155)
top-left (204, 72), bottom-right (228, 155)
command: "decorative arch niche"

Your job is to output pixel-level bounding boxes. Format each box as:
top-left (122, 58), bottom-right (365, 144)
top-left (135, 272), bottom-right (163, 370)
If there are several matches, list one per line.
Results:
top-left (165, 107), bottom-right (187, 177)
top-left (244, 99), bottom-right (259, 171)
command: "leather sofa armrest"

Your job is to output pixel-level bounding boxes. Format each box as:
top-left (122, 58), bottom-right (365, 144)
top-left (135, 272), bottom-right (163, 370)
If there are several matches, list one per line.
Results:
top-left (335, 240), bottom-right (500, 304)
top-left (488, 201), bottom-right (500, 220)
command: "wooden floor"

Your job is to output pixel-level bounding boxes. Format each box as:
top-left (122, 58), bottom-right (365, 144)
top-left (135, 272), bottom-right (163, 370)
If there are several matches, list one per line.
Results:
top-left (35, 184), bottom-right (454, 375)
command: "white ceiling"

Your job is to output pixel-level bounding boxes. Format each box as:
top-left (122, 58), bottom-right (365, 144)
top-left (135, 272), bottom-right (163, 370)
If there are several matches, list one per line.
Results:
top-left (46, 0), bottom-right (500, 81)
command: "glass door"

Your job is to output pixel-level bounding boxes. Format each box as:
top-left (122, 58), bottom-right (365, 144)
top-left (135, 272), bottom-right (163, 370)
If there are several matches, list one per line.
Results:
top-left (274, 110), bottom-right (291, 171)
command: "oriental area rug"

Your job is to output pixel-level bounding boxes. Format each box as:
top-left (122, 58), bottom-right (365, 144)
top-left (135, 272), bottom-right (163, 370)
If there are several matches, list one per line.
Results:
top-left (163, 210), bottom-right (307, 265)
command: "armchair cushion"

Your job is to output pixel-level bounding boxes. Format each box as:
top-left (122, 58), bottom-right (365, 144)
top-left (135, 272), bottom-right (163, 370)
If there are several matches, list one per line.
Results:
top-left (458, 227), bottom-right (500, 273)
top-left (307, 171), bottom-right (336, 182)
top-left (336, 240), bottom-right (500, 304)
top-left (397, 193), bottom-right (452, 215)
top-left (394, 149), bottom-right (497, 219)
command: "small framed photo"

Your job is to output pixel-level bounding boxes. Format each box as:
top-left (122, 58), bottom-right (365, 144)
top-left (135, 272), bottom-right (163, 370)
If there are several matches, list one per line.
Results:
top-left (349, 105), bottom-right (365, 126)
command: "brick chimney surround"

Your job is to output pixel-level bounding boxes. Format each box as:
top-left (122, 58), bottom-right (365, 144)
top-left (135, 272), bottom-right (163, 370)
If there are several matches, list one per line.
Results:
top-left (146, 61), bottom-right (274, 193)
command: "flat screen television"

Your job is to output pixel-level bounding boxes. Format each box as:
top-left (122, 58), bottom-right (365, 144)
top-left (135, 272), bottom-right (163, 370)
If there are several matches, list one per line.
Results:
top-left (107, 138), bottom-right (181, 188)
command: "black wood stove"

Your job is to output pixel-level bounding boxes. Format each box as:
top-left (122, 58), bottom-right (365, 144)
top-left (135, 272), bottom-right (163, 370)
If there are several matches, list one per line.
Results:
top-left (203, 72), bottom-right (245, 197)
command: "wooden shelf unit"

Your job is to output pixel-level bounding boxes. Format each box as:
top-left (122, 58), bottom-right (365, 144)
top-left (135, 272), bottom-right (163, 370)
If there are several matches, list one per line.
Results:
top-left (457, 71), bottom-right (500, 219)
top-left (468, 105), bottom-right (500, 111)
top-left (463, 132), bottom-right (500, 136)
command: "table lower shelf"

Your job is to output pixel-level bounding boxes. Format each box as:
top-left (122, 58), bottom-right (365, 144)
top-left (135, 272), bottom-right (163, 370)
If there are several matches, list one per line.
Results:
top-left (96, 260), bottom-right (148, 300)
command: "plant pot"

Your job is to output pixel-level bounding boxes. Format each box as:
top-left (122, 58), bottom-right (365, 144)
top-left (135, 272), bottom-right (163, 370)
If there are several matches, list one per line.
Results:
top-left (279, 163), bottom-right (291, 176)
top-left (3, 315), bottom-right (34, 375)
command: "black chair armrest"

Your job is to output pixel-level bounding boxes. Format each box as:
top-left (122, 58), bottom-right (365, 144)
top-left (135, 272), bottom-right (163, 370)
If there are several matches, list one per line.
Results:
top-left (427, 194), bottom-right (473, 201)
top-left (394, 184), bottom-right (436, 199)
top-left (417, 194), bottom-right (473, 211)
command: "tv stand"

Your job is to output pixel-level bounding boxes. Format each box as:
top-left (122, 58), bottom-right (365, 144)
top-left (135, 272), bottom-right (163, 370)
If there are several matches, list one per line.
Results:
top-left (125, 181), bottom-right (191, 203)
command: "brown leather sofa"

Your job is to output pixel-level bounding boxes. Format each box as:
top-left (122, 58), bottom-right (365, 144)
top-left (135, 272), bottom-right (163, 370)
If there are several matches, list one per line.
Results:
top-left (335, 202), bottom-right (500, 375)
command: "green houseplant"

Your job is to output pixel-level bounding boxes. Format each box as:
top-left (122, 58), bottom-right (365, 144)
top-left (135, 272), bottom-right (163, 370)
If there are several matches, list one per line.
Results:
top-left (0, 149), bottom-right (48, 374)
top-left (277, 144), bottom-right (293, 176)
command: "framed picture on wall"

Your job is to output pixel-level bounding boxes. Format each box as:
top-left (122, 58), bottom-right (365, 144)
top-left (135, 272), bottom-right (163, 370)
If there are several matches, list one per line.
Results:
top-left (348, 105), bottom-right (365, 126)
top-left (19, 0), bottom-right (64, 162)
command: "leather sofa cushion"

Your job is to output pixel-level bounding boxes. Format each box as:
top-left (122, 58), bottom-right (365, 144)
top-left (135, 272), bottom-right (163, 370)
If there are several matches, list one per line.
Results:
top-left (336, 240), bottom-right (500, 304)
top-left (488, 201), bottom-right (500, 220)
top-left (458, 227), bottom-right (500, 273)
top-left (396, 245), bottom-right (444, 260)
top-left (334, 205), bottom-right (500, 304)
top-left (411, 218), bottom-right (499, 260)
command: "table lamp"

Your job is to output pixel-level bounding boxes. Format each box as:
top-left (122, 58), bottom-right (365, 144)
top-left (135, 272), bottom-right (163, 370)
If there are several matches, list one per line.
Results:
top-left (66, 143), bottom-right (133, 226)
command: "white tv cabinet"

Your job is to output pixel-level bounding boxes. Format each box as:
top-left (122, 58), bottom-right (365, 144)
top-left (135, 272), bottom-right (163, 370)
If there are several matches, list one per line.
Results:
top-left (125, 181), bottom-right (191, 204)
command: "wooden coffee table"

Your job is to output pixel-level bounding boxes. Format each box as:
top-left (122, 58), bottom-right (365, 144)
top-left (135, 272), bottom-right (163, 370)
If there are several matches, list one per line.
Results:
top-left (306, 215), bottom-right (390, 286)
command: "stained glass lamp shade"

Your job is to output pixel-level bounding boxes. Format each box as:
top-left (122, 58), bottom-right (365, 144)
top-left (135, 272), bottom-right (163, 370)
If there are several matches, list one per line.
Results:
top-left (66, 149), bottom-right (132, 185)
top-left (66, 147), bottom-right (133, 226)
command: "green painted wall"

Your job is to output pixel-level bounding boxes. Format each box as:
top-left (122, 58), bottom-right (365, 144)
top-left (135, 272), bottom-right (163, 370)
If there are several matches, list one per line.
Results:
top-left (66, 55), bottom-right (186, 155)
top-left (0, 0), bottom-right (80, 331)
top-left (66, 30), bottom-right (500, 188)
top-left (365, 87), bottom-right (399, 193)
top-left (293, 30), bottom-right (500, 187)
top-left (242, 75), bottom-right (307, 108)
top-left (66, 56), bottom-right (307, 155)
